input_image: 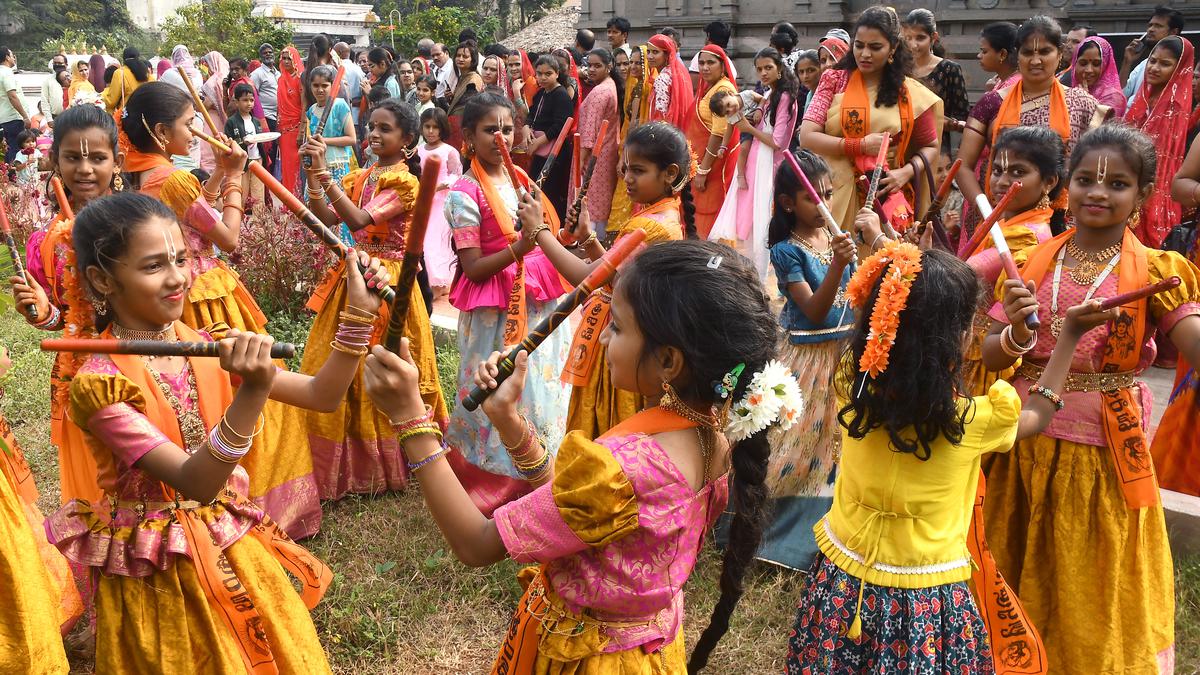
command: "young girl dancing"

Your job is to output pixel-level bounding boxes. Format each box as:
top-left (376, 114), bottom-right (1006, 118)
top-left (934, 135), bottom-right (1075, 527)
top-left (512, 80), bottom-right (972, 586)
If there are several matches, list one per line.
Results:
top-left (122, 81), bottom-right (321, 539)
top-left (300, 98), bottom-right (447, 500)
top-left (45, 192), bottom-right (391, 674)
top-left (962, 125), bottom-right (1064, 395)
top-left (982, 124), bottom-right (1200, 673)
top-left (9, 105), bottom-right (126, 507)
top-left (760, 150), bottom-right (856, 571)
top-left (786, 233), bottom-right (1114, 672)
top-left (442, 93), bottom-right (571, 515)
top-left (364, 239), bottom-right (791, 672)
top-left (531, 121), bottom-right (691, 438)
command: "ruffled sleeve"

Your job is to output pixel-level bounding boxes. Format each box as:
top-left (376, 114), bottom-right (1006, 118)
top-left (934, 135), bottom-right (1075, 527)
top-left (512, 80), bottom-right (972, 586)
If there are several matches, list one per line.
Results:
top-left (803, 69), bottom-right (846, 126)
top-left (968, 380), bottom-right (1021, 455)
top-left (770, 242), bottom-right (808, 286)
top-left (444, 185), bottom-right (482, 249)
top-left (1146, 249), bottom-right (1200, 333)
top-left (366, 169), bottom-right (419, 225)
top-left (494, 430), bottom-right (639, 563)
top-left (159, 169), bottom-right (204, 221)
top-left (623, 213), bottom-right (681, 244)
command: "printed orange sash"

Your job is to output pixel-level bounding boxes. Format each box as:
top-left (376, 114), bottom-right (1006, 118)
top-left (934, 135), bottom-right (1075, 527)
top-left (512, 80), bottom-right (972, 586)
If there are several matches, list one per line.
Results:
top-left (470, 156), bottom-right (560, 345)
top-left (840, 71), bottom-right (916, 173)
top-left (560, 199), bottom-right (677, 386)
top-left (107, 322), bottom-right (332, 673)
top-left (489, 407), bottom-right (701, 675)
top-left (970, 208), bottom-right (1054, 258)
top-left (967, 473), bottom-right (1047, 675)
top-left (347, 165), bottom-right (409, 249)
top-left (1020, 229), bottom-right (1157, 508)
top-left (987, 81), bottom-right (1070, 202)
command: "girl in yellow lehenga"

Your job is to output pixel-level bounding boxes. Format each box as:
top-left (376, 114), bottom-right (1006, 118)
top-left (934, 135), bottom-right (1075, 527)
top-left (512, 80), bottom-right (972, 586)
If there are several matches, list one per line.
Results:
top-left (299, 98), bottom-right (447, 500)
top-left (982, 126), bottom-right (1200, 674)
top-left (120, 81), bottom-right (321, 539)
top-left (534, 121), bottom-right (688, 438)
top-left (607, 46), bottom-right (655, 241)
top-left (46, 192), bottom-right (392, 674)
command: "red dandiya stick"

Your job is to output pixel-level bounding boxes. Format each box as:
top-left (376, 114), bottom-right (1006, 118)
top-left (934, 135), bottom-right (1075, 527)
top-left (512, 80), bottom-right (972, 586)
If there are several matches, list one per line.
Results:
top-left (0, 197), bottom-right (36, 320)
top-left (534, 116), bottom-right (575, 186)
top-left (50, 176), bottom-right (74, 220)
top-left (784, 150), bottom-right (841, 237)
top-left (958, 182), bottom-right (1022, 262)
top-left (42, 338), bottom-right (296, 359)
top-left (1099, 276), bottom-right (1181, 311)
top-left (927, 158), bottom-right (963, 216)
top-left (494, 131), bottom-right (527, 195)
top-left (462, 228), bottom-right (648, 411)
top-left (564, 119), bottom-right (612, 235)
top-left (382, 155), bottom-right (442, 352)
top-left (571, 131), bottom-right (581, 190)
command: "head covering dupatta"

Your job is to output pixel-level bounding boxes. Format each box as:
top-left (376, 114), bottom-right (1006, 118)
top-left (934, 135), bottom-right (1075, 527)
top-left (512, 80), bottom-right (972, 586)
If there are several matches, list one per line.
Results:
top-left (647, 34), bottom-right (694, 130)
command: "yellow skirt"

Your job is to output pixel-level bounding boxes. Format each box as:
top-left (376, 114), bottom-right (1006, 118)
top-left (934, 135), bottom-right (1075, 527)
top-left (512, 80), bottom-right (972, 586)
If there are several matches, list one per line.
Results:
top-left (301, 258), bottom-right (447, 500)
top-left (93, 533), bottom-right (331, 675)
top-left (565, 342), bottom-right (643, 438)
top-left (963, 312), bottom-right (1014, 398)
top-left (983, 434), bottom-right (1174, 674)
top-left (0, 428), bottom-right (70, 674)
top-left (180, 262), bottom-right (321, 539)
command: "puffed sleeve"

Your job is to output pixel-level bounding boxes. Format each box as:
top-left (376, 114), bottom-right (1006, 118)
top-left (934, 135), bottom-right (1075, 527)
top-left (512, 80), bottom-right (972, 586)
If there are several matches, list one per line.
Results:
top-left (444, 187), bottom-right (482, 249)
top-left (70, 373), bottom-right (170, 469)
top-left (969, 380), bottom-right (1021, 455)
top-left (364, 169), bottom-right (419, 225)
top-left (159, 169), bottom-right (221, 237)
top-left (494, 431), bottom-right (639, 564)
top-left (803, 69), bottom-right (844, 126)
top-left (1146, 250), bottom-right (1200, 332)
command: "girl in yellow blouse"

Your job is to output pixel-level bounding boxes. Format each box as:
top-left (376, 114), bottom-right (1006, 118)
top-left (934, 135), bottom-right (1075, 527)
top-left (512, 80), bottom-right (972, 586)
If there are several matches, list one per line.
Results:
top-left (532, 121), bottom-right (691, 437)
top-left (785, 230), bottom-right (1114, 671)
top-left (983, 125), bottom-right (1200, 673)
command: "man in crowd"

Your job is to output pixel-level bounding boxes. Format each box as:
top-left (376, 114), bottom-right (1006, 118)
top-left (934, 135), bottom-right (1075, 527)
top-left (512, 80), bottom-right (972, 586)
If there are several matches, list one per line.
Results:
top-left (1121, 5), bottom-right (1184, 99)
top-left (40, 53), bottom-right (68, 123)
top-left (1058, 24), bottom-right (1096, 84)
top-left (689, 21), bottom-right (737, 82)
top-left (333, 41), bottom-right (367, 139)
top-left (0, 48), bottom-right (29, 162)
top-left (250, 43), bottom-right (279, 172)
top-left (431, 42), bottom-right (454, 98)
top-left (606, 17), bottom-right (633, 58)
top-left (576, 29), bottom-right (596, 55)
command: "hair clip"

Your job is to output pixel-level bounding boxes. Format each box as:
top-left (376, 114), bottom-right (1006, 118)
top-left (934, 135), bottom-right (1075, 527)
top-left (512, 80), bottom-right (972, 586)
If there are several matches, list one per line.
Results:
top-left (707, 255), bottom-right (723, 269)
top-left (713, 363), bottom-right (745, 399)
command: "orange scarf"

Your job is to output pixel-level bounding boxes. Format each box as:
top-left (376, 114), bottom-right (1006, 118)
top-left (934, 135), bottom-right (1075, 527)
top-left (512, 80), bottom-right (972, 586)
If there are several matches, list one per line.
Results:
top-left (346, 166), bottom-right (408, 249)
top-left (470, 157), bottom-right (559, 345)
top-left (561, 197), bottom-right (678, 386)
top-left (988, 80), bottom-right (1070, 202)
top-left (1020, 229), bottom-right (1156, 508)
top-left (970, 207), bottom-right (1053, 257)
top-left (490, 406), bottom-right (701, 675)
top-left (841, 71), bottom-right (917, 229)
top-left (124, 147), bottom-right (173, 174)
top-left (105, 322), bottom-right (332, 673)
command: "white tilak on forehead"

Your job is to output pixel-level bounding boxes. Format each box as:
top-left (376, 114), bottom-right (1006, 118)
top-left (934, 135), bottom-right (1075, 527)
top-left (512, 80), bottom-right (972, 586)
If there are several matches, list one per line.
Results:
top-left (1097, 154), bottom-right (1109, 185)
top-left (161, 225), bottom-right (178, 260)
top-left (80, 137), bottom-right (90, 158)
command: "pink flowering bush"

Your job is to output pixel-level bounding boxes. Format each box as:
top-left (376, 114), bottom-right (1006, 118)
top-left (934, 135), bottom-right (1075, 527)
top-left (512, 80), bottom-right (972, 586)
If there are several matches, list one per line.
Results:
top-left (230, 197), bottom-right (334, 319)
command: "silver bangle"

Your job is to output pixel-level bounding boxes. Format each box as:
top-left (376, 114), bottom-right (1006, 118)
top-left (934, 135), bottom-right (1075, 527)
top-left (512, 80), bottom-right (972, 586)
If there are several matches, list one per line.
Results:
top-left (869, 232), bottom-right (887, 250)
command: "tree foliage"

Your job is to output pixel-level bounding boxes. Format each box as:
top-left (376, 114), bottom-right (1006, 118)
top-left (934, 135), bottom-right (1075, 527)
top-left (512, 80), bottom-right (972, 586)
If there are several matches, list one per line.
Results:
top-left (160, 0), bottom-right (294, 60)
top-left (2, 0), bottom-right (144, 61)
top-left (371, 3), bottom-right (497, 57)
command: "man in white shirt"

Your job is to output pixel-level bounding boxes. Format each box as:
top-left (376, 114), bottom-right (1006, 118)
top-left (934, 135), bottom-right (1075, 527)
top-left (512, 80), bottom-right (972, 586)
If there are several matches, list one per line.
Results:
top-left (606, 17), bottom-right (633, 58)
top-left (0, 48), bottom-right (31, 162)
top-left (40, 53), bottom-right (67, 123)
top-left (431, 42), bottom-right (455, 99)
top-left (250, 44), bottom-right (280, 171)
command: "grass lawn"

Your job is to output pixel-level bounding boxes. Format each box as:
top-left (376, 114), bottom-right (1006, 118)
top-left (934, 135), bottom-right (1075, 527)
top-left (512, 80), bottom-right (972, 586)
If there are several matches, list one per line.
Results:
top-left (1, 309), bottom-right (1197, 673)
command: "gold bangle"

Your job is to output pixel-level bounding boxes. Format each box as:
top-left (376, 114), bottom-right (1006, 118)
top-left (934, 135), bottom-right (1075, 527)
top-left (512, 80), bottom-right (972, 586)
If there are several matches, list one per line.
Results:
top-left (501, 416), bottom-right (530, 451)
top-left (398, 425), bottom-right (443, 445)
top-left (507, 243), bottom-right (520, 264)
top-left (329, 339), bottom-right (368, 357)
top-left (338, 310), bottom-right (377, 325)
top-left (218, 412), bottom-right (265, 442)
top-left (580, 232), bottom-right (598, 248)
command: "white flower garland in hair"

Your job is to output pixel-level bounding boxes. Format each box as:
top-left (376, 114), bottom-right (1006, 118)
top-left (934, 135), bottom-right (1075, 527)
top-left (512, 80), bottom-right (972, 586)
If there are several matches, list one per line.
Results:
top-left (725, 360), bottom-right (804, 442)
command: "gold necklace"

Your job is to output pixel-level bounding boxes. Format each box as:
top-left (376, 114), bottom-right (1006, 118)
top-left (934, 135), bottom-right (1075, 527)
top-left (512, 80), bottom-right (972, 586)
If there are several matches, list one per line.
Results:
top-left (145, 365), bottom-right (205, 457)
top-left (790, 231), bottom-right (833, 266)
top-left (112, 323), bottom-right (177, 342)
top-left (1066, 238), bottom-right (1122, 285)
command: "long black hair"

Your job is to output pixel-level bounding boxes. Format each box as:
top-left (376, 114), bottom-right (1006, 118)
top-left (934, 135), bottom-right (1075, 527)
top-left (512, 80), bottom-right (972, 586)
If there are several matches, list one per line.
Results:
top-left (903, 8), bottom-right (946, 58)
top-left (123, 46), bottom-right (149, 83)
top-left (303, 34), bottom-right (333, 109)
top-left (74, 192), bottom-right (179, 331)
top-left (368, 46), bottom-right (396, 88)
top-left (534, 54), bottom-right (568, 90)
top-left (122, 82), bottom-right (192, 156)
top-left (753, 47), bottom-right (800, 125)
top-left (49, 104), bottom-right (121, 206)
top-left (586, 47), bottom-right (625, 115)
top-left (992, 126), bottom-right (1067, 234)
top-left (625, 122), bottom-right (696, 238)
top-left (615, 241), bottom-right (778, 674)
top-left (767, 150), bottom-right (831, 247)
top-left (981, 22), bottom-right (1019, 68)
top-left (460, 91), bottom-right (516, 164)
top-left (372, 98), bottom-right (422, 177)
top-left (454, 40), bottom-right (480, 78)
top-left (837, 6), bottom-right (913, 108)
top-left (838, 248), bottom-right (980, 459)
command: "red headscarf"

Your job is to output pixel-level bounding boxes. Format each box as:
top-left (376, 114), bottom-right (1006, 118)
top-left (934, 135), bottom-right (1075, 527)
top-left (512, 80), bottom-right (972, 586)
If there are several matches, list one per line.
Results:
top-left (1125, 36), bottom-right (1194, 248)
top-left (277, 45), bottom-right (306, 128)
top-left (518, 49), bottom-right (538, 106)
top-left (819, 38), bottom-right (849, 64)
top-left (695, 44), bottom-right (736, 99)
top-left (647, 34), bottom-right (694, 129)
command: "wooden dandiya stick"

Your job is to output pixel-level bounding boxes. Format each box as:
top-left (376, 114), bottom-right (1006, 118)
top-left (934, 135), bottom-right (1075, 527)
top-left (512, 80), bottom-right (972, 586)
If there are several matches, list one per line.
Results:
top-left (50, 175), bottom-right (74, 220)
top-left (862, 132), bottom-right (891, 211)
top-left (494, 131), bottom-right (527, 197)
top-left (927, 158), bottom-right (963, 217)
top-left (42, 338), bottom-right (296, 359)
top-left (0, 198), bottom-right (36, 320)
top-left (462, 228), bottom-right (647, 411)
top-left (570, 131), bottom-right (581, 191)
top-left (784, 150), bottom-right (842, 237)
top-left (305, 66), bottom-right (346, 170)
top-left (534, 116), bottom-right (575, 187)
top-left (381, 155), bottom-right (442, 353)
top-left (958, 183), bottom-right (1022, 262)
top-left (565, 119), bottom-right (611, 234)
top-left (971, 189), bottom-right (1039, 330)
top-left (177, 65), bottom-right (218, 137)
top-left (1099, 276), bottom-right (1181, 311)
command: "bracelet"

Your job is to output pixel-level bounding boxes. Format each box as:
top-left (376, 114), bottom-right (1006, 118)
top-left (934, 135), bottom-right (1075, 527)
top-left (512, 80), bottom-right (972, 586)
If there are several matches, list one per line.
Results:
top-left (502, 416), bottom-right (532, 451)
top-left (202, 184), bottom-right (220, 205)
top-left (389, 405), bottom-right (434, 432)
top-left (329, 339), bottom-right (368, 357)
top-left (207, 424), bottom-right (251, 464)
top-left (507, 243), bottom-right (520, 264)
top-left (579, 232), bottom-right (598, 248)
top-left (511, 442), bottom-right (547, 471)
top-left (218, 412), bottom-right (265, 443)
top-left (339, 309), bottom-right (377, 325)
top-left (398, 423), bottom-right (443, 445)
top-left (514, 448), bottom-right (551, 480)
top-left (696, 166), bottom-right (712, 176)
top-left (406, 446), bottom-right (448, 472)
top-left (1027, 384), bottom-right (1065, 411)
top-left (342, 304), bottom-right (378, 320)
top-left (334, 323), bottom-right (373, 352)
top-left (222, 203), bottom-right (245, 217)
top-left (704, 148), bottom-right (719, 158)
top-left (526, 223), bottom-right (550, 242)
top-left (999, 324), bottom-right (1037, 358)
top-left (32, 303), bottom-right (61, 329)
top-left (869, 232), bottom-right (887, 250)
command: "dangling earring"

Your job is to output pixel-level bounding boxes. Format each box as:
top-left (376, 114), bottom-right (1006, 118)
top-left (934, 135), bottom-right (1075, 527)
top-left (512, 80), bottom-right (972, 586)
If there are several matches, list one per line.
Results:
top-left (112, 173), bottom-right (124, 192)
top-left (1128, 202), bottom-right (1142, 230)
top-left (141, 116), bottom-right (168, 151)
top-left (1037, 190), bottom-right (1050, 210)
top-left (90, 293), bottom-right (108, 317)
top-left (660, 381), bottom-right (720, 427)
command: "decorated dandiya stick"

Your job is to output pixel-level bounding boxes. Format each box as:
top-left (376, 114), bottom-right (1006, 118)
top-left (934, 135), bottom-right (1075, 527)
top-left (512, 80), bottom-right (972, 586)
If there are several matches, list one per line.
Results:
top-left (382, 155), bottom-right (442, 353)
top-left (958, 182), bottom-right (1022, 262)
top-left (42, 338), bottom-right (296, 359)
top-left (927, 158), bottom-right (963, 217)
top-left (862, 132), bottom-right (891, 211)
top-left (971, 189), bottom-right (1039, 330)
top-left (494, 131), bottom-right (527, 197)
top-left (1099, 276), bottom-right (1181, 311)
top-left (784, 150), bottom-right (842, 237)
top-left (177, 65), bottom-right (218, 137)
top-left (534, 116), bottom-right (575, 187)
top-left (565, 119), bottom-right (611, 234)
top-left (50, 175), bottom-right (74, 220)
top-left (462, 228), bottom-right (647, 411)
top-left (0, 198), bottom-right (36, 320)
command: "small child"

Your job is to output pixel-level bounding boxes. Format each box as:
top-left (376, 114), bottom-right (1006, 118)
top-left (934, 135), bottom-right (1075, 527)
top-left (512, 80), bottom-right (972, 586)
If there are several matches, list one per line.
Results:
top-left (710, 88), bottom-right (764, 189)
top-left (936, 145), bottom-right (964, 238)
top-left (416, 107), bottom-right (461, 296)
top-left (224, 83), bottom-right (264, 200)
top-left (415, 75), bottom-right (437, 117)
top-left (12, 129), bottom-right (43, 186)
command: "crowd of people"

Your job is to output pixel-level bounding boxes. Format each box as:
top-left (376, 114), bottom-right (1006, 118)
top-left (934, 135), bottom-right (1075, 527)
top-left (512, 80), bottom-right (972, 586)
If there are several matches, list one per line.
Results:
top-left (1, 5), bottom-right (1199, 673)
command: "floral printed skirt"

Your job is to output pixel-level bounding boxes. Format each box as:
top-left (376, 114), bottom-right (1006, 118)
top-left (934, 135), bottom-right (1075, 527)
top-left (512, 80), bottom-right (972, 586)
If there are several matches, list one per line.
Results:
top-left (786, 555), bottom-right (994, 675)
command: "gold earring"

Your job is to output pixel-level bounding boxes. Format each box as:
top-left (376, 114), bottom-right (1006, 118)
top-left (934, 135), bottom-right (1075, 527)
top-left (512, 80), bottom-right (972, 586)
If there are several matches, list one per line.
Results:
top-left (1128, 203), bottom-right (1142, 230)
top-left (112, 173), bottom-right (124, 192)
top-left (1037, 190), bottom-right (1050, 210)
top-left (90, 294), bottom-right (108, 316)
